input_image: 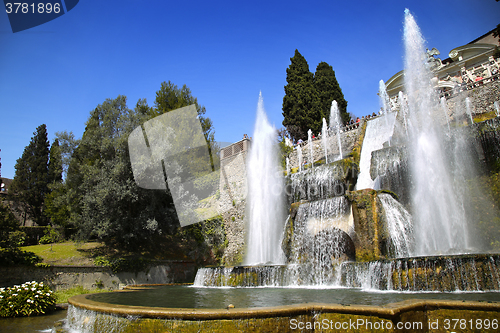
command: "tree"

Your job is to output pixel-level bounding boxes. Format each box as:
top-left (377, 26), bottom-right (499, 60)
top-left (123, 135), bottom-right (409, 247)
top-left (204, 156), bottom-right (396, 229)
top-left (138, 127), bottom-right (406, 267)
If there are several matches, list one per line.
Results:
top-left (0, 200), bottom-right (21, 248)
top-left (48, 139), bottom-right (63, 184)
top-left (10, 124), bottom-right (50, 226)
top-left (314, 62), bottom-right (349, 125)
top-left (282, 51), bottom-right (350, 141)
top-left (282, 50), bottom-right (320, 141)
top-left (64, 95), bottom-right (181, 250)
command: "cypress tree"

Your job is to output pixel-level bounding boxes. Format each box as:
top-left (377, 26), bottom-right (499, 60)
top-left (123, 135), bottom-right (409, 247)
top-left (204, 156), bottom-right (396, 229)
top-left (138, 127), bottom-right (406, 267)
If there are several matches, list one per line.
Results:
top-left (11, 124), bottom-right (50, 225)
top-left (314, 62), bottom-right (349, 125)
top-left (48, 139), bottom-right (63, 184)
top-left (282, 50), bottom-right (320, 141)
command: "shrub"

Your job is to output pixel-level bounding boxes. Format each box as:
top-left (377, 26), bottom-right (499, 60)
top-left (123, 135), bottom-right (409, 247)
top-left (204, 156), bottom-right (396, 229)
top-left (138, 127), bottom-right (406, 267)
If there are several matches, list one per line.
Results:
top-left (0, 281), bottom-right (56, 317)
top-left (39, 227), bottom-right (62, 245)
top-left (0, 248), bottom-right (42, 266)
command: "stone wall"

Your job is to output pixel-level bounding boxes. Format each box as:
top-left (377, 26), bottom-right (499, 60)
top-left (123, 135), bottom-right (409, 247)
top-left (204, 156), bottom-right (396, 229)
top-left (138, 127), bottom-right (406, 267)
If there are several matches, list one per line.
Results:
top-left (218, 144), bottom-right (249, 265)
top-left (0, 261), bottom-right (196, 291)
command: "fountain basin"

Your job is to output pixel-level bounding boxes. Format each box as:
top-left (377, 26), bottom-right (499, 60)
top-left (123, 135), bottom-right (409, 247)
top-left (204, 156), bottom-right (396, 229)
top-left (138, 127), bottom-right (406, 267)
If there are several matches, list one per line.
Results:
top-left (67, 287), bottom-right (500, 332)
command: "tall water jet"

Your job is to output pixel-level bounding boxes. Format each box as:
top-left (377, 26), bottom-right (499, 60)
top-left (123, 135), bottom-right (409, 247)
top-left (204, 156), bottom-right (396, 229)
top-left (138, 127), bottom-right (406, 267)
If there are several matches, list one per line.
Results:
top-left (307, 129), bottom-right (314, 168)
top-left (322, 118), bottom-right (328, 164)
top-left (245, 92), bottom-right (286, 265)
top-left (404, 9), bottom-right (471, 256)
top-left (440, 96), bottom-right (451, 133)
top-left (465, 97), bottom-right (474, 125)
top-left (330, 100), bottom-right (343, 160)
top-left (399, 91), bottom-right (409, 136)
top-left (379, 80), bottom-right (392, 130)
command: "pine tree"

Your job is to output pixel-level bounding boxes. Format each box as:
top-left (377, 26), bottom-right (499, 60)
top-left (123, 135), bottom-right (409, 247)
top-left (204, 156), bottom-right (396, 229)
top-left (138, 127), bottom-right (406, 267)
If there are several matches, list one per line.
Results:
top-left (11, 124), bottom-right (50, 225)
top-left (314, 62), bottom-right (349, 125)
top-left (282, 50), bottom-right (320, 141)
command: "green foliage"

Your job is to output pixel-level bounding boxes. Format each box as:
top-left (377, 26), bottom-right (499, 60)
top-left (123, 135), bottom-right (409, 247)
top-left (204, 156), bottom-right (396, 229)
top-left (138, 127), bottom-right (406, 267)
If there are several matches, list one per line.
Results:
top-left (53, 285), bottom-right (108, 303)
top-left (314, 62), bottom-right (349, 124)
top-left (0, 281), bottom-right (56, 317)
top-left (94, 256), bottom-right (149, 274)
top-left (282, 50), bottom-right (348, 141)
top-left (282, 50), bottom-right (320, 141)
top-left (43, 182), bottom-right (70, 228)
top-left (0, 201), bottom-right (21, 248)
top-left (10, 124), bottom-right (51, 226)
top-left (48, 139), bottom-right (63, 184)
top-left (38, 227), bottom-right (62, 245)
top-left (0, 248), bottom-right (42, 266)
top-left (7, 231), bottom-right (26, 248)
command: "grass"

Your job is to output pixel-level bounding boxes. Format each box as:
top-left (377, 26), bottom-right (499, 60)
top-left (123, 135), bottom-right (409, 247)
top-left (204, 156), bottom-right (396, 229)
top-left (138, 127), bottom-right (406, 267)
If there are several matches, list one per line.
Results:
top-left (54, 285), bottom-right (110, 304)
top-left (20, 241), bottom-right (106, 266)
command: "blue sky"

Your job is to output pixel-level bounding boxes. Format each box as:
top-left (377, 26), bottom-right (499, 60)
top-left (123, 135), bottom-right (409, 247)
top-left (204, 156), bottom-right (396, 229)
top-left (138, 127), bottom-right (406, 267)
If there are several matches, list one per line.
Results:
top-left (0, 0), bottom-right (499, 179)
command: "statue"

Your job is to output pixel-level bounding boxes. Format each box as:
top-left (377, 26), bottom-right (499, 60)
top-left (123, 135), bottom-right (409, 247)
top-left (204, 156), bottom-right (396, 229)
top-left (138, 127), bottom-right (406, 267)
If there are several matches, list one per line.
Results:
top-left (426, 47), bottom-right (443, 70)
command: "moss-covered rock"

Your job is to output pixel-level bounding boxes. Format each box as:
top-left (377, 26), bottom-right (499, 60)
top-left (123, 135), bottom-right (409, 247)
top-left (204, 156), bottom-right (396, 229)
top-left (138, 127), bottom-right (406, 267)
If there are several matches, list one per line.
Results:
top-left (347, 189), bottom-right (384, 262)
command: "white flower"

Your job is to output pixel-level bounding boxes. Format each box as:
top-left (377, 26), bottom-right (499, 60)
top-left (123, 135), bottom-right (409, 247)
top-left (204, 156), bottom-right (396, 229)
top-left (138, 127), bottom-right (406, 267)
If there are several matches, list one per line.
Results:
top-left (31, 288), bottom-right (36, 291)
top-left (35, 295), bottom-right (39, 298)
top-left (0, 295), bottom-right (3, 299)
top-left (12, 293), bottom-right (18, 296)
top-left (46, 293), bottom-right (50, 296)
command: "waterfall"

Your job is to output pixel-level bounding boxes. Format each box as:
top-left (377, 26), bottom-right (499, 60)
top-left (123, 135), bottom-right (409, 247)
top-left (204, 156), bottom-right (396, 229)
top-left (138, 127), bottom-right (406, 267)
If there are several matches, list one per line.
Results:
top-left (290, 197), bottom-right (353, 285)
top-left (245, 92), bottom-right (286, 265)
top-left (355, 112), bottom-right (397, 190)
top-left (378, 194), bottom-right (413, 258)
top-left (495, 100), bottom-right (500, 117)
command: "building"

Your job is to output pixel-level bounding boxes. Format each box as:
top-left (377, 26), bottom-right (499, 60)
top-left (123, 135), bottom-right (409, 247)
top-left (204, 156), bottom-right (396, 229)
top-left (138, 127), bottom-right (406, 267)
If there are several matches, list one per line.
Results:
top-left (385, 28), bottom-right (500, 109)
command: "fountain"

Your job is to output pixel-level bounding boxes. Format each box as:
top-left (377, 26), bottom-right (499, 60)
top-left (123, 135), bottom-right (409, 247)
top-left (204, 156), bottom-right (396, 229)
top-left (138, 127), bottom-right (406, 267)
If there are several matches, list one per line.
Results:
top-left (322, 117), bottom-right (328, 163)
top-left (244, 92), bottom-right (285, 266)
top-left (307, 129), bottom-right (313, 168)
top-left (330, 100), bottom-right (343, 160)
top-left (440, 96), bottom-right (451, 133)
top-left (65, 9), bottom-right (500, 332)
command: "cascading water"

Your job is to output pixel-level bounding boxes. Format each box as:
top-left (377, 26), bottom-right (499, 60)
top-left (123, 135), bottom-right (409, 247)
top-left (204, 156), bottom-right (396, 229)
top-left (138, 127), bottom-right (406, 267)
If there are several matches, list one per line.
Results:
top-left (322, 118), bottom-right (328, 163)
top-left (330, 100), bottom-right (343, 160)
top-left (356, 112), bottom-right (397, 190)
top-left (495, 100), bottom-right (500, 117)
top-left (378, 194), bottom-right (413, 258)
top-left (404, 9), bottom-right (473, 256)
top-left (244, 92), bottom-right (286, 265)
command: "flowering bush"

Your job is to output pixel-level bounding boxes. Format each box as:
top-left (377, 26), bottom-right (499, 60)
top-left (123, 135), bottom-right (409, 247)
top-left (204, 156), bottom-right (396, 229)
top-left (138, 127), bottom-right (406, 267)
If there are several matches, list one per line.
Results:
top-left (0, 281), bottom-right (56, 317)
